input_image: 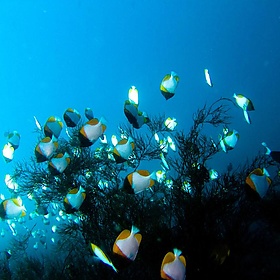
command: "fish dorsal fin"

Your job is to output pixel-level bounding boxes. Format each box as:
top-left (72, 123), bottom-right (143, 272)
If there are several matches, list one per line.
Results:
top-left (179, 255), bottom-right (186, 267)
top-left (163, 74), bottom-right (171, 82)
top-left (226, 130), bottom-right (233, 137)
top-left (161, 252), bottom-right (175, 277)
top-left (252, 168), bottom-right (263, 176)
top-left (55, 153), bottom-right (64, 159)
top-left (118, 139), bottom-right (128, 145)
top-left (138, 170), bottom-right (150, 177)
top-left (117, 229), bottom-right (131, 241)
top-left (11, 198), bottom-right (22, 207)
top-left (68, 188), bottom-right (79, 194)
top-left (163, 252), bottom-right (175, 265)
top-left (47, 116), bottom-right (55, 122)
top-left (236, 94), bottom-right (243, 99)
top-left (42, 137), bottom-right (51, 143)
top-left (87, 118), bottom-right (99, 126)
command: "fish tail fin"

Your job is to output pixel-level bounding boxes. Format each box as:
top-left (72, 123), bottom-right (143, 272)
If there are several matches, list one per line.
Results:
top-left (173, 248), bottom-right (182, 256)
top-left (131, 225), bottom-right (140, 234)
top-left (150, 171), bottom-right (158, 181)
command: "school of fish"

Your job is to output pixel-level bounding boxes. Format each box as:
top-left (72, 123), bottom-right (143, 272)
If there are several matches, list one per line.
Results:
top-left (1, 68), bottom-right (278, 280)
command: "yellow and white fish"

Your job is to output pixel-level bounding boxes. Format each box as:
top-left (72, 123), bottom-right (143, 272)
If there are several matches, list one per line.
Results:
top-left (219, 128), bottom-right (239, 153)
top-left (160, 248), bottom-right (186, 280)
top-left (90, 243), bottom-right (118, 272)
top-left (160, 71), bottom-right (180, 100)
top-left (48, 152), bottom-right (71, 174)
top-left (112, 137), bottom-right (135, 163)
top-left (246, 168), bottom-right (271, 198)
top-left (0, 197), bottom-right (26, 220)
top-left (113, 225), bottom-right (142, 261)
top-left (35, 136), bottom-right (59, 163)
top-left (123, 170), bottom-right (157, 194)
top-left (44, 116), bottom-right (64, 138)
top-left (2, 143), bottom-right (14, 163)
top-left (64, 186), bottom-right (86, 213)
top-left (233, 93), bottom-right (255, 124)
top-left (5, 174), bottom-right (18, 192)
top-left (79, 118), bottom-right (107, 147)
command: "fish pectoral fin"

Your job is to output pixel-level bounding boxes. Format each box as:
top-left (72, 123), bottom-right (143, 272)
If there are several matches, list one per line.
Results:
top-left (243, 110), bottom-right (251, 124)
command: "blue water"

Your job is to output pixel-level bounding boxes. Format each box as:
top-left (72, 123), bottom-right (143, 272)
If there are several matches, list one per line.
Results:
top-left (0, 0), bottom-right (280, 278)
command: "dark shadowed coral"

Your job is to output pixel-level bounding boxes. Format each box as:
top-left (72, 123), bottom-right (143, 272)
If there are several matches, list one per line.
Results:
top-left (4, 99), bottom-right (280, 280)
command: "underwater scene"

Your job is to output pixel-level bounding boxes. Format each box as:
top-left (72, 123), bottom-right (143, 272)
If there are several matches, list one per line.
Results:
top-left (1, 1), bottom-right (280, 279)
